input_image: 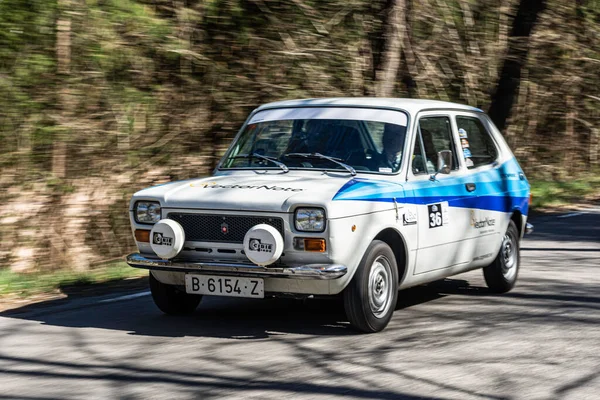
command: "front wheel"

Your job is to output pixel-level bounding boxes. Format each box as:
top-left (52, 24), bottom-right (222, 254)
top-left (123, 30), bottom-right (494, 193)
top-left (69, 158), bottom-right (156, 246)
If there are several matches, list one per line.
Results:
top-left (343, 240), bottom-right (399, 333)
top-left (149, 272), bottom-right (202, 315)
top-left (483, 220), bottom-right (520, 293)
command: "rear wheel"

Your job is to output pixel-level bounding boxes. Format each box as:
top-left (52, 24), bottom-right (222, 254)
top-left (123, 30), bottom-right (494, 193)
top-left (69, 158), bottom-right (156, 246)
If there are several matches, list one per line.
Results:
top-left (343, 240), bottom-right (399, 333)
top-left (483, 220), bottom-right (520, 293)
top-left (149, 272), bottom-right (202, 315)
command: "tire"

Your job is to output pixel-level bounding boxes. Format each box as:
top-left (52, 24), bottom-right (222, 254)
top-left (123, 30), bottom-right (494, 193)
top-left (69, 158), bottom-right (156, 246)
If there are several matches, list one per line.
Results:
top-left (483, 220), bottom-right (520, 293)
top-left (149, 272), bottom-right (202, 315)
top-left (343, 240), bottom-right (399, 333)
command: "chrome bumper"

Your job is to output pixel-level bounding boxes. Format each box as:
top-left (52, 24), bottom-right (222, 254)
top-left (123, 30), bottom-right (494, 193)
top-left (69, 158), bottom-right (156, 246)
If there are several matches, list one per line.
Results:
top-left (126, 253), bottom-right (347, 280)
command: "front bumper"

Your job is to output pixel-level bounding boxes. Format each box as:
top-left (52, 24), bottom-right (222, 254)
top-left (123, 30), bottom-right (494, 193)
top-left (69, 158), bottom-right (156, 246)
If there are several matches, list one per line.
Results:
top-left (126, 253), bottom-right (347, 280)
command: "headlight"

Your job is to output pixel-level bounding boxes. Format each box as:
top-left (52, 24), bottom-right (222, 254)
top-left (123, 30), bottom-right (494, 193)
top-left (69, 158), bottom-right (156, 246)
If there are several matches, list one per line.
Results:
top-left (135, 201), bottom-right (161, 224)
top-left (295, 208), bottom-right (326, 232)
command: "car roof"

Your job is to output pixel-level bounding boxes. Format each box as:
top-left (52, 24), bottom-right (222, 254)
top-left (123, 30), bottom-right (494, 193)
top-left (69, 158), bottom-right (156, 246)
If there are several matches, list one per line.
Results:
top-left (255, 97), bottom-right (483, 115)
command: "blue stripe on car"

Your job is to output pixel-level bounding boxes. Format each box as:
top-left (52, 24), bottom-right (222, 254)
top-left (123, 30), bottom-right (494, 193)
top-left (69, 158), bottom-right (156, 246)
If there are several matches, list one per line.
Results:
top-left (333, 158), bottom-right (530, 215)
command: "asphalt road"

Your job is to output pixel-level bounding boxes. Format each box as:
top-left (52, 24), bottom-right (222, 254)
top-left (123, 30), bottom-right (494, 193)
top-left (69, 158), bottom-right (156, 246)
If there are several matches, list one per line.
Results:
top-left (1, 210), bottom-right (599, 400)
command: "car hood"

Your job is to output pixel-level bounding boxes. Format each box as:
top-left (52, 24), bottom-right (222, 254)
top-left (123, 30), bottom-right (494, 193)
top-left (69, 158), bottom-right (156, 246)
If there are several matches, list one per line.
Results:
top-left (131, 172), bottom-right (402, 218)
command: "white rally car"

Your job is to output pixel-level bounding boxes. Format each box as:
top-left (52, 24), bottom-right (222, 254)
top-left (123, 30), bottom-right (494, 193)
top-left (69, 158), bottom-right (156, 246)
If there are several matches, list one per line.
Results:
top-left (127, 98), bottom-right (532, 332)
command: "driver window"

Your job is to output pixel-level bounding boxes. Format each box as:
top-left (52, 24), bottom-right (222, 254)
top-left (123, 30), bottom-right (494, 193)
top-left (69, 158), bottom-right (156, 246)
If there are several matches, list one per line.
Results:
top-left (412, 116), bottom-right (457, 175)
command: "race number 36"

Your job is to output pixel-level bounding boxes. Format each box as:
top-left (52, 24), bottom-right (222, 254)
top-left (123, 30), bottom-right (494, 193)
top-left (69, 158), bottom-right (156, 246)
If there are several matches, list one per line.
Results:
top-left (428, 203), bottom-right (443, 228)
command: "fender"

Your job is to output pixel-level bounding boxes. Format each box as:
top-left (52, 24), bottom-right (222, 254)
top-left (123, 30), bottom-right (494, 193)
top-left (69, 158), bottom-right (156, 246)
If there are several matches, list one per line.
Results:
top-left (327, 208), bottom-right (416, 294)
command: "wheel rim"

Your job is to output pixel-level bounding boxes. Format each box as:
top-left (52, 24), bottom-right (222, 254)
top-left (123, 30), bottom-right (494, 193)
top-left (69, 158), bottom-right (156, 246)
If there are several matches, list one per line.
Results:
top-left (368, 255), bottom-right (394, 319)
top-left (500, 230), bottom-right (518, 280)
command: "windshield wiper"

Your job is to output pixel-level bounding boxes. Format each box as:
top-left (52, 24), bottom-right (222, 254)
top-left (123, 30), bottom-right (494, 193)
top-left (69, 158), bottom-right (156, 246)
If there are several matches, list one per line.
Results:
top-left (284, 152), bottom-right (356, 176)
top-left (230, 153), bottom-right (289, 173)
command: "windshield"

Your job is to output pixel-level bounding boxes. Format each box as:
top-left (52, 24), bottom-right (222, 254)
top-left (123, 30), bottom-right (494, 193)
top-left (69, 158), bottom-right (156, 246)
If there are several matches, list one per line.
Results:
top-left (220, 107), bottom-right (408, 174)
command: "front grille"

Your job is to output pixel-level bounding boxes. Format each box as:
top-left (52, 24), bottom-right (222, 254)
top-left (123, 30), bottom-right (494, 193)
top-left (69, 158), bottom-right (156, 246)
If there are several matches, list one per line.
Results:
top-left (167, 213), bottom-right (285, 244)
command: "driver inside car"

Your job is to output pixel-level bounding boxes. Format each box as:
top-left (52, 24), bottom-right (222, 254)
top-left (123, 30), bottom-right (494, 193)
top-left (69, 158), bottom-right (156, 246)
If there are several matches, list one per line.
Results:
top-left (375, 123), bottom-right (406, 172)
top-left (284, 120), bottom-right (330, 155)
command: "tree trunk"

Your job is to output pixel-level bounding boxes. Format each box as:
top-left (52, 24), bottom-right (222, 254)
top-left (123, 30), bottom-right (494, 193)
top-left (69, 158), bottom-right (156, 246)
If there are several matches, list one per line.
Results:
top-left (565, 95), bottom-right (576, 173)
top-left (53, 6), bottom-right (71, 179)
top-left (56, 18), bottom-right (71, 76)
top-left (400, 0), bottom-right (416, 97)
top-left (487, 0), bottom-right (547, 133)
top-left (176, 2), bottom-right (193, 76)
top-left (591, 121), bottom-right (599, 168)
top-left (50, 0), bottom-right (72, 271)
top-left (374, 0), bottom-right (406, 97)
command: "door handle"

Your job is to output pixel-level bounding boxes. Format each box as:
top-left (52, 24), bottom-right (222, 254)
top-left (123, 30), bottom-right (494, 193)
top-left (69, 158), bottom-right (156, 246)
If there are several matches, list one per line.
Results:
top-left (465, 183), bottom-right (476, 192)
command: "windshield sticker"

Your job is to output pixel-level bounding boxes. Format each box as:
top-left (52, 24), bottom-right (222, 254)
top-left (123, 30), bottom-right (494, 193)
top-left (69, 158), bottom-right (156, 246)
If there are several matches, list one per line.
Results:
top-left (379, 167), bottom-right (393, 173)
top-left (190, 182), bottom-right (303, 192)
top-left (249, 107), bottom-right (408, 126)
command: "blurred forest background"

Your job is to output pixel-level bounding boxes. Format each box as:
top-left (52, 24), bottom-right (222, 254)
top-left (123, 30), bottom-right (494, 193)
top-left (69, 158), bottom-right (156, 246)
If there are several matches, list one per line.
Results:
top-left (1, 0), bottom-right (599, 274)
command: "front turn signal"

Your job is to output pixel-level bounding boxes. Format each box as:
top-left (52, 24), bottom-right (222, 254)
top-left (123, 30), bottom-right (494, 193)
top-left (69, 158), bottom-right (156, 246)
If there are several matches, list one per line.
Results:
top-left (304, 238), bottom-right (326, 252)
top-left (135, 229), bottom-right (151, 243)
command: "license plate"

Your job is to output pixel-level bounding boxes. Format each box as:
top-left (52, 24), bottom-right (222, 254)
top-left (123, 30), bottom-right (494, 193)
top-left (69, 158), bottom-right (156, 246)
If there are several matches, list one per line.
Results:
top-left (185, 274), bottom-right (264, 299)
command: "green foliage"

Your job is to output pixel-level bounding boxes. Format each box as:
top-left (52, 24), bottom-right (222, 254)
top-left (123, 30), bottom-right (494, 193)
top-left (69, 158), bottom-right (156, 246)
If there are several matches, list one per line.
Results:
top-left (0, 0), bottom-right (57, 70)
top-left (0, 262), bottom-right (145, 298)
top-left (530, 174), bottom-right (600, 208)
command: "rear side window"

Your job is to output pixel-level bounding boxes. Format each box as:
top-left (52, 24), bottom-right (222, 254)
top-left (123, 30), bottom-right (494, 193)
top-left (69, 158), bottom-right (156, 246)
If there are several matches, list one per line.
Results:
top-left (412, 116), bottom-right (458, 175)
top-left (456, 116), bottom-right (499, 168)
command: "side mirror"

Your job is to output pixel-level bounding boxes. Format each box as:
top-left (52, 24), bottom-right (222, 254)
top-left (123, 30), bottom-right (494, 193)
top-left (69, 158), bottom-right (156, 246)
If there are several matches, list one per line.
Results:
top-left (430, 150), bottom-right (453, 181)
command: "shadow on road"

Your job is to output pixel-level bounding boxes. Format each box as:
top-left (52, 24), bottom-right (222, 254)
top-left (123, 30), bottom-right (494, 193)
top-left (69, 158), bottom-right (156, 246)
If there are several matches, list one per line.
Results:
top-left (0, 279), bottom-right (505, 399)
top-left (3, 273), bottom-right (600, 398)
top-left (0, 351), bottom-right (456, 400)
top-left (4, 268), bottom-right (600, 340)
top-left (2, 278), bottom-right (483, 339)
